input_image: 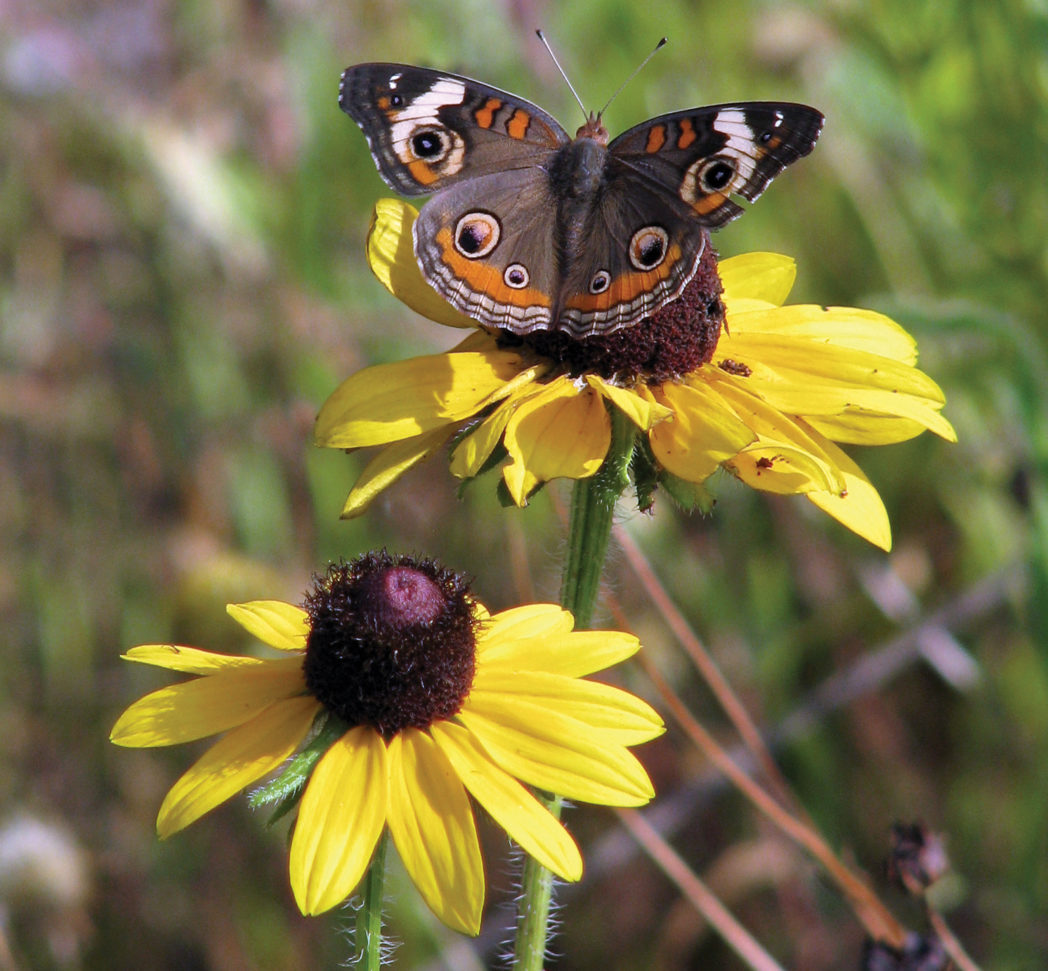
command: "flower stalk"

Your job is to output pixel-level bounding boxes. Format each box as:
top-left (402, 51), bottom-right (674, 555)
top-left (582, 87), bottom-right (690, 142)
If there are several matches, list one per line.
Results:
top-left (560, 407), bottom-right (636, 627)
top-left (514, 409), bottom-right (636, 970)
top-left (355, 832), bottom-right (387, 971)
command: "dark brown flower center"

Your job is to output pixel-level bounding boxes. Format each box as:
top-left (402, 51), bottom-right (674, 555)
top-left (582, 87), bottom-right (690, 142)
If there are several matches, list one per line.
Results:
top-left (301, 553), bottom-right (477, 738)
top-left (498, 238), bottom-right (725, 383)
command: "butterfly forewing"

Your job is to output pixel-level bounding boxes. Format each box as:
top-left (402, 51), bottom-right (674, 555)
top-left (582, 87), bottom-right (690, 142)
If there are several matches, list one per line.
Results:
top-left (340, 63), bottom-right (569, 196)
top-left (609, 103), bottom-right (824, 228)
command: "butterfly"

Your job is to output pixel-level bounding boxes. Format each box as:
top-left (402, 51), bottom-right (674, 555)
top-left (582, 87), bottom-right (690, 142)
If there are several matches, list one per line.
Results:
top-left (340, 61), bottom-right (822, 339)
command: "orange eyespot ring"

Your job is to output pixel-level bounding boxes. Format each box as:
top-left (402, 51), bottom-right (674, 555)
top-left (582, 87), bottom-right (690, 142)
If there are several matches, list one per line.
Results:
top-left (453, 212), bottom-right (501, 259)
top-left (628, 226), bottom-right (669, 271)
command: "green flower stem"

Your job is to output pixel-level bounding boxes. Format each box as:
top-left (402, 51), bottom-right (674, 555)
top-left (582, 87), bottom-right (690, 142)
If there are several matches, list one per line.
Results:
top-left (513, 794), bottom-right (562, 971)
top-left (355, 831), bottom-right (388, 971)
top-left (513, 406), bottom-right (635, 971)
top-left (559, 407), bottom-right (637, 627)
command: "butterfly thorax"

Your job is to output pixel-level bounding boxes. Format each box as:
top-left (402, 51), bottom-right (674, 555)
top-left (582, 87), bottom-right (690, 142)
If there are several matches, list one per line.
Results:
top-left (575, 112), bottom-right (608, 145)
top-left (545, 136), bottom-right (615, 287)
top-left (549, 137), bottom-right (609, 199)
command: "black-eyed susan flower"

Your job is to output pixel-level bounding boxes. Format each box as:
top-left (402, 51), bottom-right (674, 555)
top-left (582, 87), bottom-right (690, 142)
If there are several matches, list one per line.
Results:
top-left (110, 552), bottom-right (662, 934)
top-left (316, 199), bottom-right (956, 551)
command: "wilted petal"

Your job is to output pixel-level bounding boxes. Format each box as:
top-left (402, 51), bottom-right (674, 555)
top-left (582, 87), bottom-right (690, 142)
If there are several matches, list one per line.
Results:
top-left (340, 426), bottom-right (455, 519)
top-left (502, 378), bottom-right (610, 503)
top-left (647, 381), bottom-right (755, 483)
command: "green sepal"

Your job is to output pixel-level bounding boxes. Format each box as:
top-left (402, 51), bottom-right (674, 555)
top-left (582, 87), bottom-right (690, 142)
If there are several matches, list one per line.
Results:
top-left (248, 711), bottom-right (348, 825)
top-left (660, 469), bottom-right (717, 513)
top-left (630, 437), bottom-right (660, 513)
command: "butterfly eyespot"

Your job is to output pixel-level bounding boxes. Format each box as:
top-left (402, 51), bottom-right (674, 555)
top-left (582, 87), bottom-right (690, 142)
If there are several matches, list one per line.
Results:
top-left (699, 158), bottom-right (736, 192)
top-left (390, 93), bottom-right (403, 107)
top-left (454, 212), bottom-right (501, 258)
top-left (409, 127), bottom-right (450, 160)
top-left (504, 263), bottom-right (529, 288)
top-left (629, 226), bottom-right (669, 271)
top-left (589, 270), bottom-right (611, 294)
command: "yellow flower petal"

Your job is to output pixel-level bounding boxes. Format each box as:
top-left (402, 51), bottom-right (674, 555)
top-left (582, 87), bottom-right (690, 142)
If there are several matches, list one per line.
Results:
top-left (110, 658), bottom-right (306, 747)
top-left (719, 252), bottom-right (796, 307)
top-left (469, 673), bottom-right (664, 745)
top-left (449, 393), bottom-right (516, 478)
top-left (719, 333), bottom-right (953, 437)
top-left (430, 721), bottom-right (582, 881)
top-left (802, 432), bottom-right (893, 551)
top-left (647, 381), bottom-right (756, 482)
top-left (708, 375), bottom-right (845, 494)
top-left (806, 411), bottom-right (956, 446)
top-left (502, 378), bottom-right (610, 504)
top-left (387, 730), bottom-right (484, 936)
top-left (458, 704), bottom-right (655, 806)
top-left (478, 603), bottom-right (575, 642)
top-left (367, 199), bottom-right (478, 328)
top-left (226, 601), bottom-right (309, 651)
top-left (340, 425), bottom-right (455, 519)
top-left (479, 628), bottom-right (640, 678)
top-left (156, 695), bottom-right (318, 838)
top-left (315, 351), bottom-right (528, 448)
top-left (732, 441), bottom-right (840, 495)
top-left (586, 375), bottom-right (672, 430)
top-left (727, 304), bottom-right (918, 363)
top-left (122, 644), bottom-right (267, 675)
top-left (290, 727), bottom-right (388, 915)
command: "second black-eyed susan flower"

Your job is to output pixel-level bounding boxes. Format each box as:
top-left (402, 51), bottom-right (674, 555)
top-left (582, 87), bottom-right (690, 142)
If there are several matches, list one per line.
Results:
top-left (315, 199), bottom-right (956, 551)
top-left (110, 552), bottom-right (663, 934)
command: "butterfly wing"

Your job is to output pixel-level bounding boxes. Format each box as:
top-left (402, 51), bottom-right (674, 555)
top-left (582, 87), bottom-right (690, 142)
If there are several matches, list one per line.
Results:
top-left (340, 63), bottom-right (570, 195)
top-left (551, 160), bottom-right (713, 337)
top-left (609, 102), bottom-right (824, 228)
top-left (414, 168), bottom-right (562, 332)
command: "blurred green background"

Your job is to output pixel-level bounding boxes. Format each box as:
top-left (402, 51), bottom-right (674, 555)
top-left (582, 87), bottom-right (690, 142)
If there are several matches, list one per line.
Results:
top-left (2, 0), bottom-right (1046, 967)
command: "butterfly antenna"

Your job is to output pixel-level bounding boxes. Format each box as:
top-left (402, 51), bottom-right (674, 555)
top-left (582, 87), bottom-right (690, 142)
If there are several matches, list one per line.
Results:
top-left (598, 37), bottom-right (668, 118)
top-left (536, 29), bottom-right (588, 122)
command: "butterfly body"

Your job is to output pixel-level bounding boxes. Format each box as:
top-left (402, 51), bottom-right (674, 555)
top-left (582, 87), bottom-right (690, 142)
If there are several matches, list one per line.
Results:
top-left (341, 62), bottom-right (822, 338)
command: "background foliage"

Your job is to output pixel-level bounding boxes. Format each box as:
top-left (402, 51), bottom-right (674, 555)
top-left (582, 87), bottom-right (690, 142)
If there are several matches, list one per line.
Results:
top-left (2, 0), bottom-right (1046, 967)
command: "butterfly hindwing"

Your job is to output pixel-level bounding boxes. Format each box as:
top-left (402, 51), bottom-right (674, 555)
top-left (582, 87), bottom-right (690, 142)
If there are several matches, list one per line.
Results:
top-left (414, 167), bottom-right (563, 332)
